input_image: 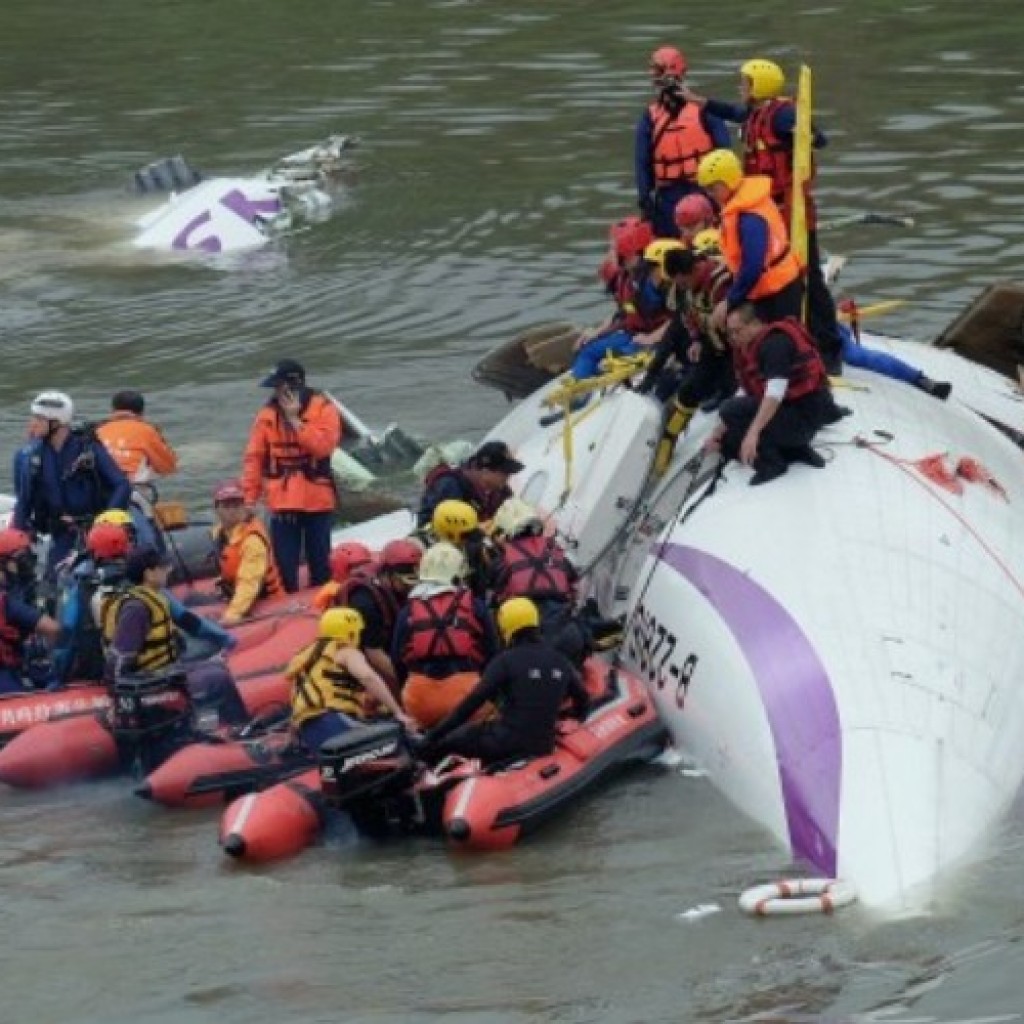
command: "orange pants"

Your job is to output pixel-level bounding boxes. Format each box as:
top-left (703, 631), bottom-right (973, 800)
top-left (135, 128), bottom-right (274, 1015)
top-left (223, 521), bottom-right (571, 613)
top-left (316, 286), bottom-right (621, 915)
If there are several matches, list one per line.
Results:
top-left (401, 671), bottom-right (491, 729)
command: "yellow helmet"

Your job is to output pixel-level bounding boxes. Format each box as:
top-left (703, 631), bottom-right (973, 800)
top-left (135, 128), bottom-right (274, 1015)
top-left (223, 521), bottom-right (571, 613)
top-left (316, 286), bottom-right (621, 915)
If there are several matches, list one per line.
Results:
top-left (696, 149), bottom-right (743, 192)
top-left (431, 499), bottom-right (479, 544)
top-left (740, 58), bottom-right (785, 102)
top-left (691, 228), bottom-right (722, 256)
top-left (418, 542), bottom-right (468, 585)
top-left (318, 606), bottom-right (365, 646)
top-left (493, 496), bottom-right (541, 539)
top-left (95, 509), bottom-right (133, 528)
top-left (643, 238), bottom-right (686, 275)
top-left (496, 597), bottom-right (540, 644)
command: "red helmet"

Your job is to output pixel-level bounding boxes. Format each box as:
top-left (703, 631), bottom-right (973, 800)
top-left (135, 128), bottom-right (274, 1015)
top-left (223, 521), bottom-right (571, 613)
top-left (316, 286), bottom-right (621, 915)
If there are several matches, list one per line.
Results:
top-left (380, 538), bottom-right (424, 574)
top-left (674, 193), bottom-right (715, 231)
top-left (650, 46), bottom-right (686, 80)
top-left (610, 217), bottom-right (655, 263)
top-left (86, 522), bottom-right (130, 561)
top-left (0, 528), bottom-right (32, 559)
top-left (213, 479), bottom-right (245, 504)
top-left (329, 541), bottom-right (374, 583)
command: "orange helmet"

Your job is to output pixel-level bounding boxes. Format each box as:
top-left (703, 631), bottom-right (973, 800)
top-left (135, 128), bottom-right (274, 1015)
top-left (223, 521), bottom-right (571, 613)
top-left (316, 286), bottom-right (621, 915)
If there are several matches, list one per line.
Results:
top-left (650, 46), bottom-right (686, 80)
top-left (380, 538), bottom-right (423, 574)
top-left (329, 542), bottom-right (374, 583)
top-left (0, 528), bottom-right (32, 559)
top-left (611, 217), bottom-right (655, 263)
top-left (674, 193), bottom-right (715, 231)
top-left (86, 522), bottom-right (130, 561)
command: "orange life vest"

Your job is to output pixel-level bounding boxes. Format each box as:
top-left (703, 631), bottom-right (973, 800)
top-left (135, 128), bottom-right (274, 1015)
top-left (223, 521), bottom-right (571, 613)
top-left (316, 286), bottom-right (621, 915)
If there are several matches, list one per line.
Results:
top-left (719, 176), bottom-right (802, 300)
top-left (649, 101), bottom-right (715, 186)
top-left (216, 518), bottom-right (284, 599)
top-left (402, 589), bottom-right (485, 667)
top-left (742, 97), bottom-right (817, 230)
top-left (734, 317), bottom-right (827, 402)
top-left (96, 412), bottom-right (178, 482)
top-left (492, 535), bottom-right (575, 604)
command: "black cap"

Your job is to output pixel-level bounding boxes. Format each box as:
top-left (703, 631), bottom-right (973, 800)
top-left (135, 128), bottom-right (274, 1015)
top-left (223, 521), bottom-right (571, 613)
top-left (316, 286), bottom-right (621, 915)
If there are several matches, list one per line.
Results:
top-left (260, 359), bottom-right (306, 389)
top-left (126, 545), bottom-right (171, 584)
top-left (663, 247), bottom-right (700, 278)
top-left (471, 440), bottom-right (524, 475)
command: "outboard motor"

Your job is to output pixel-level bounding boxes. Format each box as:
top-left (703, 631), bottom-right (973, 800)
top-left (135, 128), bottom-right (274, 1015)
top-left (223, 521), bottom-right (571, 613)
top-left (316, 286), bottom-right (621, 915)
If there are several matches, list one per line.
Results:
top-left (111, 669), bottom-right (194, 777)
top-left (318, 722), bottom-right (422, 838)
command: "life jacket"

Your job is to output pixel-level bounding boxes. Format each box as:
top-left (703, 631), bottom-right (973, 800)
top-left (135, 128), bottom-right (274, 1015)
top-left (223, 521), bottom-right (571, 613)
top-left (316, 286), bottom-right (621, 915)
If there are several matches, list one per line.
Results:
top-left (493, 535), bottom-right (575, 604)
top-left (215, 518), bottom-right (284, 600)
top-left (0, 593), bottom-right (24, 670)
top-left (102, 585), bottom-right (178, 673)
top-left (289, 639), bottom-right (366, 726)
top-left (734, 317), bottom-right (827, 402)
top-left (402, 588), bottom-right (485, 667)
top-left (719, 176), bottom-right (802, 301)
top-left (334, 576), bottom-right (400, 640)
top-left (682, 259), bottom-right (733, 351)
top-left (742, 97), bottom-right (817, 229)
top-left (612, 267), bottom-right (668, 335)
top-left (649, 101), bottom-right (715, 186)
top-left (96, 412), bottom-right (177, 483)
top-left (245, 391), bottom-right (340, 513)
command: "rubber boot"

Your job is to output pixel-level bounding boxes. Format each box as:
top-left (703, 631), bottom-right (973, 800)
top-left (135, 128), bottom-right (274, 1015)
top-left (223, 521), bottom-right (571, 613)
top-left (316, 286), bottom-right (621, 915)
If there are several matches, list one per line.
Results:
top-left (915, 375), bottom-right (952, 401)
top-left (652, 398), bottom-right (695, 477)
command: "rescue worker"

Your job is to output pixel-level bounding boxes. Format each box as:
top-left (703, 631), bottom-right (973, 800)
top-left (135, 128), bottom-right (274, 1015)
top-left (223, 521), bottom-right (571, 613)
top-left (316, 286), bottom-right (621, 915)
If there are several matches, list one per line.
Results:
top-left (106, 546), bottom-right (247, 724)
top-left (96, 390), bottom-right (179, 484)
top-left (0, 529), bottom-right (60, 693)
top-left (682, 60), bottom-right (842, 371)
top-left (489, 497), bottom-right (588, 665)
top-left (311, 541), bottom-right (375, 611)
top-left (241, 359), bottom-right (342, 592)
top-left (53, 521), bottom-right (132, 683)
top-left (393, 542), bottom-right (499, 729)
top-left (420, 597), bottom-right (591, 766)
top-left (210, 479), bottom-right (284, 626)
top-left (570, 217), bottom-right (666, 382)
top-left (696, 149), bottom-right (805, 341)
top-left (639, 234), bottom-right (736, 475)
top-left (314, 538), bottom-right (423, 692)
top-left (287, 607), bottom-right (416, 752)
top-left (707, 303), bottom-right (831, 485)
top-left (418, 440), bottom-right (523, 529)
top-left (13, 391), bottom-right (131, 576)
top-left (427, 499), bottom-right (490, 598)
top-left (636, 46), bottom-right (731, 238)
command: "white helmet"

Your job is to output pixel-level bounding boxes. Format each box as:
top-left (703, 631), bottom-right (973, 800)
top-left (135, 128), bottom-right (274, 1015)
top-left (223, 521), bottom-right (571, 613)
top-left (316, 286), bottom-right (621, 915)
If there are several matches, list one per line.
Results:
top-left (30, 391), bottom-right (74, 426)
top-left (418, 542), bottom-right (468, 585)
top-left (493, 496), bottom-right (542, 538)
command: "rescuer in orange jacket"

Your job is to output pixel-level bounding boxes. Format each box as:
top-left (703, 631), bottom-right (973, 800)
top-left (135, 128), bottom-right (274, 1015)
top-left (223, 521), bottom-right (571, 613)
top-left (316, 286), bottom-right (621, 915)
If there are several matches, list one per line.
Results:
top-left (241, 360), bottom-right (342, 592)
top-left (210, 480), bottom-right (284, 626)
top-left (96, 390), bottom-right (179, 485)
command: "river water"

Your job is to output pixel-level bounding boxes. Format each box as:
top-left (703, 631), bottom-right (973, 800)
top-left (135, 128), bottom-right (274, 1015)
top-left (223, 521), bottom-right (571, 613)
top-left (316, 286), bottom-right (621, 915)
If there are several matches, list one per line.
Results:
top-left (3, 1), bottom-right (1024, 1021)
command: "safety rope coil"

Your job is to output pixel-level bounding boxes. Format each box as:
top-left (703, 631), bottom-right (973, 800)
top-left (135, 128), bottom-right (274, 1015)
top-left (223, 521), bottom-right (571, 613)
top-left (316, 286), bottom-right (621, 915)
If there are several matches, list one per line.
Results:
top-left (738, 877), bottom-right (856, 917)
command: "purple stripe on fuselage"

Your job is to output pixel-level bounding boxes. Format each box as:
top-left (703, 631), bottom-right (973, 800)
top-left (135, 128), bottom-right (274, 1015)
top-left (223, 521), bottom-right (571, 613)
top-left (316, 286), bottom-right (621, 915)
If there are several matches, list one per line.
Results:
top-left (659, 543), bottom-right (840, 877)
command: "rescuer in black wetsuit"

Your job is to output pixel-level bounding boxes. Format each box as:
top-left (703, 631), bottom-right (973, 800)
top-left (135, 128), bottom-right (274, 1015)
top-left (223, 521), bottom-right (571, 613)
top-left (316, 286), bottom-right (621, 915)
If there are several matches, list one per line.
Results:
top-left (421, 597), bottom-right (591, 765)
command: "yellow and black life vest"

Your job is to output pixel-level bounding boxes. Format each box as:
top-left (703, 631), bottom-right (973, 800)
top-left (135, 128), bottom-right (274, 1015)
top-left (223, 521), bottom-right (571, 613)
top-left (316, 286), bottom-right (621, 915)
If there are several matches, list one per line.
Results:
top-left (289, 639), bottom-right (365, 727)
top-left (102, 584), bottom-right (178, 673)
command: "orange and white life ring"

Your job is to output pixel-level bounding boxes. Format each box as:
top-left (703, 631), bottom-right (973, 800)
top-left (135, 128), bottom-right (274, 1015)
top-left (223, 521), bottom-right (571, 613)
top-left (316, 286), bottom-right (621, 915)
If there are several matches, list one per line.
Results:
top-left (738, 878), bottom-right (856, 917)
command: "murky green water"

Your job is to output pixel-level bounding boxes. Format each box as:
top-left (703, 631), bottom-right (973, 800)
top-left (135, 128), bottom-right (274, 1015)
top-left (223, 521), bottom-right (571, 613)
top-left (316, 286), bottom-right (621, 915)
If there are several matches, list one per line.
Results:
top-left (3, 2), bottom-right (1024, 1021)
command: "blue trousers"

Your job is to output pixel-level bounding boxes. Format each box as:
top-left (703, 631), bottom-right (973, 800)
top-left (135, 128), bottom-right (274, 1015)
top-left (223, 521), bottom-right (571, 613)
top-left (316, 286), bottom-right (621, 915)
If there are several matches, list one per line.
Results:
top-left (840, 324), bottom-right (921, 385)
top-left (270, 510), bottom-right (334, 592)
top-left (570, 330), bottom-right (639, 381)
top-left (298, 711), bottom-right (354, 752)
top-left (0, 668), bottom-right (24, 695)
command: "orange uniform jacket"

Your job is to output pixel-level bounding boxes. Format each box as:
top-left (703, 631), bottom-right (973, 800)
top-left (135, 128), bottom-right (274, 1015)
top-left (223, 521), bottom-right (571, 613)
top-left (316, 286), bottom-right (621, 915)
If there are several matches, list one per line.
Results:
top-left (96, 412), bottom-right (179, 483)
top-left (241, 392), bottom-right (342, 513)
top-left (719, 175), bottom-right (802, 301)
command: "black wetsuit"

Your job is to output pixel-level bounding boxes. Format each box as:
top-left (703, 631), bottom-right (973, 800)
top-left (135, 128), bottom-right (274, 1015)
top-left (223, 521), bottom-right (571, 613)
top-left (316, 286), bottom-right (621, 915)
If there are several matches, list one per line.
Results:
top-left (424, 632), bottom-right (591, 764)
